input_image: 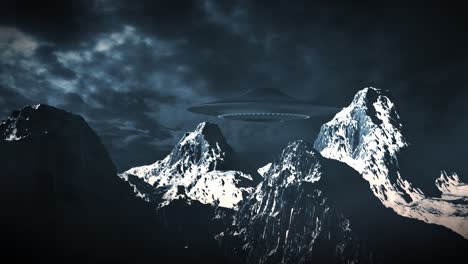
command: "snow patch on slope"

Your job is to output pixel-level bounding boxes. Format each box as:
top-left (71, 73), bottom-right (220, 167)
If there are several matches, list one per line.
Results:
top-left (5, 127), bottom-right (22, 141)
top-left (1, 104), bottom-right (45, 141)
top-left (257, 163), bottom-right (272, 177)
top-left (187, 170), bottom-right (252, 208)
top-left (436, 171), bottom-right (468, 199)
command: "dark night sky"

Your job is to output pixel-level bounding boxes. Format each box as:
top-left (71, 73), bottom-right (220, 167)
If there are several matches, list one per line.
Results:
top-left (1, 1), bottom-right (467, 189)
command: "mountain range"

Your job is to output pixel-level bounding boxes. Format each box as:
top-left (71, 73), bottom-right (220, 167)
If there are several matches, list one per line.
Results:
top-left (1, 88), bottom-right (467, 263)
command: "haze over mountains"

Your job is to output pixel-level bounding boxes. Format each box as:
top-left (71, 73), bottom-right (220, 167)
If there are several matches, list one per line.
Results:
top-left (1, 88), bottom-right (467, 263)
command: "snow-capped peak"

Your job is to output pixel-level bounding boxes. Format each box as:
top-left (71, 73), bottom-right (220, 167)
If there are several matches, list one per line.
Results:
top-left (314, 87), bottom-right (468, 239)
top-left (119, 122), bottom-right (255, 209)
top-left (224, 139), bottom-right (366, 263)
top-left (314, 87), bottom-right (420, 204)
top-left (314, 87), bottom-right (407, 177)
top-left (167, 121), bottom-right (231, 171)
top-left (264, 140), bottom-right (322, 187)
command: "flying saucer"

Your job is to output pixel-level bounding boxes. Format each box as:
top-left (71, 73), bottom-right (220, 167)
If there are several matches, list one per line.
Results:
top-left (187, 88), bottom-right (338, 122)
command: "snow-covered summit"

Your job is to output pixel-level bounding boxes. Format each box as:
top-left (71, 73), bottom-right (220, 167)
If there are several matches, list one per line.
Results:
top-left (263, 140), bottom-right (323, 187)
top-left (223, 139), bottom-right (370, 263)
top-left (314, 88), bottom-right (405, 174)
top-left (314, 87), bottom-right (468, 239)
top-left (119, 122), bottom-right (255, 209)
top-left (314, 87), bottom-right (416, 203)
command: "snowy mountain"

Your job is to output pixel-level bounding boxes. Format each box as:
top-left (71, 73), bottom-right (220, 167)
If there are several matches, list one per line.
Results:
top-left (221, 140), bottom-right (375, 264)
top-left (314, 87), bottom-right (468, 239)
top-left (2, 103), bottom-right (466, 263)
top-left (220, 139), bottom-right (467, 263)
top-left (119, 122), bottom-right (257, 209)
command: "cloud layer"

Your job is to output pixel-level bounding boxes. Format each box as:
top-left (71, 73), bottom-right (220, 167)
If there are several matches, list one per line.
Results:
top-left (1, 1), bottom-right (467, 177)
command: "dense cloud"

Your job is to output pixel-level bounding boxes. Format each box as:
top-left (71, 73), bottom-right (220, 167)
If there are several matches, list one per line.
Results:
top-left (1, 1), bottom-right (467, 181)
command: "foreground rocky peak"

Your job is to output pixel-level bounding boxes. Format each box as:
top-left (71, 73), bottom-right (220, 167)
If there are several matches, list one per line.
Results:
top-left (0, 104), bottom-right (118, 186)
top-left (0, 104), bottom-right (168, 262)
top-left (120, 122), bottom-right (255, 209)
top-left (314, 87), bottom-right (468, 239)
top-left (221, 140), bottom-right (372, 264)
top-left (221, 136), bottom-right (467, 263)
top-left (263, 140), bottom-right (322, 187)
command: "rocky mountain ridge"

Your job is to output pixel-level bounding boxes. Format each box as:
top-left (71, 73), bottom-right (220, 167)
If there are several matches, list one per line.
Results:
top-left (119, 122), bottom-right (258, 210)
top-left (314, 87), bottom-right (468, 239)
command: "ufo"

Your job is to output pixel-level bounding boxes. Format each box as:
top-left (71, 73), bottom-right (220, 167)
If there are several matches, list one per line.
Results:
top-left (187, 88), bottom-right (338, 122)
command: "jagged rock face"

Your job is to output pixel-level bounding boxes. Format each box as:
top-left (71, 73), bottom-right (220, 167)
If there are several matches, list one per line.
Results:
top-left (0, 104), bottom-right (119, 204)
top-left (314, 87), bottom-right (468, 239)
top-left (120, 122), bottom-right (257, 209)
top-left (1, 104), bottom-right (46, 141)
top-left (0, 105), bottom-right (171, 263)
top-left (223, 139), bottom-right (468, 263)
top-left (314, 87), bottom-right (414, 203)
top-left (222, 140), bottom-right (372, 264)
